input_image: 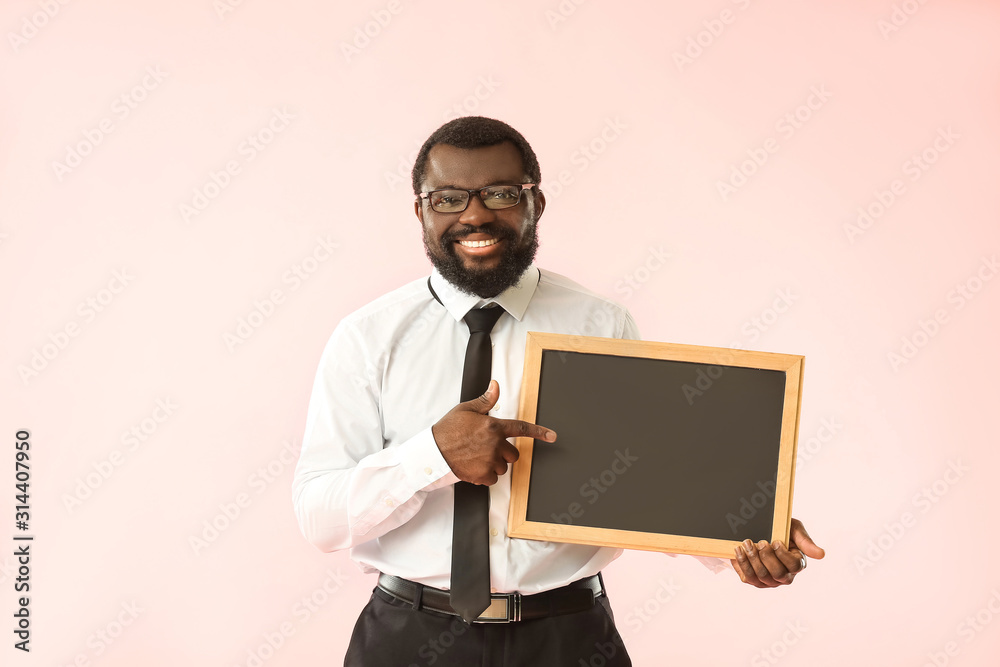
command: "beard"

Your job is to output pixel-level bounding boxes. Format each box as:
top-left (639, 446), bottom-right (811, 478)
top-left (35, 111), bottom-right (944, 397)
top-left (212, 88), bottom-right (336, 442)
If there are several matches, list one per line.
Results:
top-left (423, 219), bottom-right (539, 299)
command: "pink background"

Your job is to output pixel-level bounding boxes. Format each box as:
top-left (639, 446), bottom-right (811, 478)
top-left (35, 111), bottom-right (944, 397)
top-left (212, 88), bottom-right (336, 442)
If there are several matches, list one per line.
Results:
top-left (2, 1), bottom-right (999, 664)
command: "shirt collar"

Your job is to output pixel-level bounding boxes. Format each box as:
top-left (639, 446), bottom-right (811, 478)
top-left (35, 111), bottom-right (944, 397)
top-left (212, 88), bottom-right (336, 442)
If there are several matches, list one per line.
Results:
top-left (429, 265), bottom-right (539, 323)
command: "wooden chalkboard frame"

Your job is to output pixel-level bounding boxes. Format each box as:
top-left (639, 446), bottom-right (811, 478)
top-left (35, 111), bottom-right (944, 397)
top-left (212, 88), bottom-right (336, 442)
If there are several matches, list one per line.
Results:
top-left (507, 332), bottom-right (804, 559)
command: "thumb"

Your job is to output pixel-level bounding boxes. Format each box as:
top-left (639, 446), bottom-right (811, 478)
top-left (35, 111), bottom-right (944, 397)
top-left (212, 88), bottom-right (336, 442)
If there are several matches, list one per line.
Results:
top-left (468, 379), bottom-right (499, 414)
top-left (791, 519), bottom-right (826, 559)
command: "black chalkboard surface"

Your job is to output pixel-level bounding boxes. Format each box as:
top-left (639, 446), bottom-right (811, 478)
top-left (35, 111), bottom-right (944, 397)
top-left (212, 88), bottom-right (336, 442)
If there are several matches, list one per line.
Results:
top-left (508, 333), bottom-right (804, 559)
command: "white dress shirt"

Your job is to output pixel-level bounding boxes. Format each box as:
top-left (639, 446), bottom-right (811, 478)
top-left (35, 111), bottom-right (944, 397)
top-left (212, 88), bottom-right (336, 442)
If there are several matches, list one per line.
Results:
top-left (293, 265), bottom-right (648, 594)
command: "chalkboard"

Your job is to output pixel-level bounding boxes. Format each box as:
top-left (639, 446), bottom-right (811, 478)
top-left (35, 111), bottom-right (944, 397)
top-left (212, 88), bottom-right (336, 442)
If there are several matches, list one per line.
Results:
top-left (507, 333), bottom-right (804, 559)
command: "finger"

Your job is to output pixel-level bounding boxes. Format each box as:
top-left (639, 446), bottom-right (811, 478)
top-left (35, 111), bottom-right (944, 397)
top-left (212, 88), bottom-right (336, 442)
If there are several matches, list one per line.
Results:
top-left (468, 380), bottom-right (500, 414)
top-left (742, 539), bottom-right (777, 587)
top-left (477, 470), bottom-right (499, 486)
top-left (770, 540), bottom-right (806, 574)
top-left (734, 544), bottom-right (767, 587)
top-left (790, 518), bottom-right (826, 559)
top-left (733, 545), bottom-right (766, 588)
top-left (730, 556), bottom-right (746, 583)
top-left (756, 540), bottom-right (793, 585)
top-left (499, 441), bottom-right (520, 464)
top-left (495, 418), bottom-right (557, 443)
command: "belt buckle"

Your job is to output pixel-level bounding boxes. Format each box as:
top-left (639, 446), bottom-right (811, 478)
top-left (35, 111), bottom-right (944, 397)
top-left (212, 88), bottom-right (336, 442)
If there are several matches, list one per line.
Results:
top-left (475, 593), bottom-right (521, 623)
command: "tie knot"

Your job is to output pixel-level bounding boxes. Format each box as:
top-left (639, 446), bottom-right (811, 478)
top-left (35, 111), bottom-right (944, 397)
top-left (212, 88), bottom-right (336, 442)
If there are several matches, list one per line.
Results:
top-left (463, 306), bottom-right (504, 334)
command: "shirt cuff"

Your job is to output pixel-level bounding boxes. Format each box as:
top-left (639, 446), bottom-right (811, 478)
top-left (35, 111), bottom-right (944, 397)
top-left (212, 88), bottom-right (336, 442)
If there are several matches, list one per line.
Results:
top-left (691, 555), bottom-right (729, 574)
top-left (663, 552), bottom-right (730, 574)
top-left (400, 426), bottom-right (460, 492)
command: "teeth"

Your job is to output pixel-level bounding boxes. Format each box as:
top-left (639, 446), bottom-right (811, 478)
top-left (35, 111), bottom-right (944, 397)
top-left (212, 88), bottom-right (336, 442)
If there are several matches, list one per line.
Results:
top-left (458, 238), bottom-right (498, 248)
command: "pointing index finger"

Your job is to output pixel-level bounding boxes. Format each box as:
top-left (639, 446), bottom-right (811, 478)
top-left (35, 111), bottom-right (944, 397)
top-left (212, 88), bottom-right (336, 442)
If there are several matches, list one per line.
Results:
top-left (495, 418), bottom-right (557, 443)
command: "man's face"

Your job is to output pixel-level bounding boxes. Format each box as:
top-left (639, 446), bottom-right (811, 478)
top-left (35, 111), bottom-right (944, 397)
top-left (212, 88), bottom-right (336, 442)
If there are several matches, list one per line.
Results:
top-left (415, 142), bottom-right (545, 299)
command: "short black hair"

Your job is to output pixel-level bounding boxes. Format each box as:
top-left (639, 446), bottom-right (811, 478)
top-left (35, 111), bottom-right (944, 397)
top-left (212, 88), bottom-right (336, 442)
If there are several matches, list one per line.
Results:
top-left (411, 116), bottom-right (541, 195)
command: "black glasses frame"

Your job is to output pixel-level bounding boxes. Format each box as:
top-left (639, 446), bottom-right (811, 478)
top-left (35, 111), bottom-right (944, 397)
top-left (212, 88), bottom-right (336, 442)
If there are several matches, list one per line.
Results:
top-left (417, 183), bottom-right (537, 213)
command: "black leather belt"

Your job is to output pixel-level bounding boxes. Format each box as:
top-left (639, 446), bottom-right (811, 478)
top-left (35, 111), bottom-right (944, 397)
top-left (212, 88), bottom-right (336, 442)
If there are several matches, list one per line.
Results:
top-left (376, 573), bottom-right (604, 623)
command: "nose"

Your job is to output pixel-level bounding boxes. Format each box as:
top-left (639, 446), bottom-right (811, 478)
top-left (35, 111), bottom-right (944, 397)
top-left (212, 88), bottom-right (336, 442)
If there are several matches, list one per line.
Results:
top-left (457, 194), bottom-right (498, 226)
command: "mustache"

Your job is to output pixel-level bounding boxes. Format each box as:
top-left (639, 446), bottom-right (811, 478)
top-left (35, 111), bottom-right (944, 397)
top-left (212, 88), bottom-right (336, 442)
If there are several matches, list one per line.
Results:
top-left (440, 224), bottom-right (518, 245)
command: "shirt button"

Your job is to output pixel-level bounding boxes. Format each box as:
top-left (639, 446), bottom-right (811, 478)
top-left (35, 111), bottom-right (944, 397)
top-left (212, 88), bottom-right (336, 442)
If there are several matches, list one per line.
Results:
top-left (384, 498), bottom-right (394, 507)
top-left (490, 528), bottom-right (499, 537)
top-left (424, 467), bottom-right (433, 475)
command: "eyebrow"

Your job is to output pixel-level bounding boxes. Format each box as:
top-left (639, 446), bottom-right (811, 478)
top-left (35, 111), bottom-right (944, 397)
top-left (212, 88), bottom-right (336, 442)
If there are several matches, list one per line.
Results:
top-left (426, 181), bottom-right (522, 191)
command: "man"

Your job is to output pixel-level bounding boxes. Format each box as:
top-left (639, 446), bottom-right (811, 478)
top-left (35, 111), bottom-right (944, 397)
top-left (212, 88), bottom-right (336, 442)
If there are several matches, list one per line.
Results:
top-left (293, 116), bottom-right (824, 666)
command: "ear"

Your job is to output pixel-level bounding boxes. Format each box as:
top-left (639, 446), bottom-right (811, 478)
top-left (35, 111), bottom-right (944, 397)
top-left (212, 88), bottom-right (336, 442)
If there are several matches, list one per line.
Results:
top-left (534, 188), bottom-right (546, 222)
top-left (414, 198), bottom-right (424, 225)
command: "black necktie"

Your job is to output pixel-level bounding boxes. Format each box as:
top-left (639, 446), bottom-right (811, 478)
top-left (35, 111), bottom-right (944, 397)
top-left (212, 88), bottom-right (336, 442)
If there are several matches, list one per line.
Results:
top-left (451, 305), bottom-right (504, 623)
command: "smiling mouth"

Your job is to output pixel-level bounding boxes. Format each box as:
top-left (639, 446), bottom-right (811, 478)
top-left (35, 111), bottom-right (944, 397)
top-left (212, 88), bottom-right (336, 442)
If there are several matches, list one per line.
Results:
top-left (457, 238), bottom-right (499, 248)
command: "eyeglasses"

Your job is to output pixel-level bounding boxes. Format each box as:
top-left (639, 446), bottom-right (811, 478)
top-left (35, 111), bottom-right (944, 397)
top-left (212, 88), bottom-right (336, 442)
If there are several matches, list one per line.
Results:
top-left (418, 184), bottom-right (537, 213)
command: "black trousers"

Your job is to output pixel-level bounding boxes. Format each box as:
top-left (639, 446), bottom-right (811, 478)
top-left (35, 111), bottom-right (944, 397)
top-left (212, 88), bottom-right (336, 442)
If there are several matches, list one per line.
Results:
top-left (344, 586), bottom-right (633, 667)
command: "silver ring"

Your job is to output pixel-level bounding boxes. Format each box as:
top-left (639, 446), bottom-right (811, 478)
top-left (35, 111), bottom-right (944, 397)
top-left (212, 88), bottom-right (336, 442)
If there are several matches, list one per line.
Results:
top-left (799, 556), bottom-right (807, 571)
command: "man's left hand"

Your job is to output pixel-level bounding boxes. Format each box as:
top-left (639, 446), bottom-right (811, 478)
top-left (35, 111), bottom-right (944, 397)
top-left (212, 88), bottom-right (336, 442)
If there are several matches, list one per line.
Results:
top-left (731, 518), bottom-right (825, 588)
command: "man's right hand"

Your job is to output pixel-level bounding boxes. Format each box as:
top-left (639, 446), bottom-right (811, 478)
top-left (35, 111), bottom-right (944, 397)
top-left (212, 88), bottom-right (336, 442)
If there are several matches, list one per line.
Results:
top-left (432, 380), bottom-right (557, 486)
